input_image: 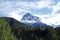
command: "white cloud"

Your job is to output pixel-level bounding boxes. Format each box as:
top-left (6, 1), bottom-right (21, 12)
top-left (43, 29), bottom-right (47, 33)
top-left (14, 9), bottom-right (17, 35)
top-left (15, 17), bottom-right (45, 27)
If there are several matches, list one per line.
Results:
top-left (39, 2), bottom-right (60, 27)
top-left (51, 2), bottom-right (60, 15)
top-left (35, 0), bottom-right (55, 8)
top-left (8, 11), bottom-right (22, 21)
top-left (14, 0), bottom-right (55, 9)
top-left (41, 13), bottom-right (60, 27)
top-left (0, 0), bottom-right (55, 14)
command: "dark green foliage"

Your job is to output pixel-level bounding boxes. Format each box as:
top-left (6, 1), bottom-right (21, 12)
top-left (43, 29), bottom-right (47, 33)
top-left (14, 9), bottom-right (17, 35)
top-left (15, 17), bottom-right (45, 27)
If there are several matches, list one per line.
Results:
top-left (55, 27), bottom-right (60, 40)
top-left (0, 17), bottom-right (16, 40)
top-left (46, 27), bottom-right (59, 40)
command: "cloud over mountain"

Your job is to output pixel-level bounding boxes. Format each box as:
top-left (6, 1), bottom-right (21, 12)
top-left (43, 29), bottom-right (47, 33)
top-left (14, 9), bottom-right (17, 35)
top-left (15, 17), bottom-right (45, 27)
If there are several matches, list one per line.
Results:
top-left (0, 0), bottom-right (60, 27)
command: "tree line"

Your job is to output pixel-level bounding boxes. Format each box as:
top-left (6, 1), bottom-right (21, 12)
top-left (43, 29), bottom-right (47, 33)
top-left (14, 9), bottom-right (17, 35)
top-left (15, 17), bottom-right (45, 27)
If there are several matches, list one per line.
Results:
top-left (0, 17), bottom-right (60, 40)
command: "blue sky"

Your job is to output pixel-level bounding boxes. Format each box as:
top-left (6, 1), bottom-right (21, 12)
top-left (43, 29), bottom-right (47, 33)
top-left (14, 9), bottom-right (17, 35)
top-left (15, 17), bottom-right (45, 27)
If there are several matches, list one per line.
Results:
top-left (0, 0), bottom-right (60, 27)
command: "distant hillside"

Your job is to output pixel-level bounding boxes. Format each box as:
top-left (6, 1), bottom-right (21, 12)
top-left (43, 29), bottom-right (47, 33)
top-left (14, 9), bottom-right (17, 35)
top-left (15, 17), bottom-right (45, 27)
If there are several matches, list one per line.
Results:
top-left (0, 17), bottom-right (28, 28)
top-left (0, 17), bottom-right (33, 40)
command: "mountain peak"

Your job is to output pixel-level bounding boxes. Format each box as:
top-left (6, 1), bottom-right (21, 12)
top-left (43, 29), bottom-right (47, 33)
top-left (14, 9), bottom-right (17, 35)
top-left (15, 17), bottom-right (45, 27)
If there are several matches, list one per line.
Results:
top-left (21, 13), bottom-right (40, 23)
top-left (25, 13), bottom-right (31, 16)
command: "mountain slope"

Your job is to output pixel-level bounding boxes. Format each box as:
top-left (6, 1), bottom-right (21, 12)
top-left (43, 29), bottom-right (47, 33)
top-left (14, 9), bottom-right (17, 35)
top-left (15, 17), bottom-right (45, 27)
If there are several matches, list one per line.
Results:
top-left (21, 13), bottom-right (50, 27)
top-left (0, 17), bottom-right (28, 29)
top-left (0, 17), bottom-right (31, 40)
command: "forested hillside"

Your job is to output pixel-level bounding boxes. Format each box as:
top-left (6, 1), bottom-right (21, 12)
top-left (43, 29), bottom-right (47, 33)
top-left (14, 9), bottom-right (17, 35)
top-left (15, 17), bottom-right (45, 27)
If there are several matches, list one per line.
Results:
top-left (0, 17), bottom-right (60, 40)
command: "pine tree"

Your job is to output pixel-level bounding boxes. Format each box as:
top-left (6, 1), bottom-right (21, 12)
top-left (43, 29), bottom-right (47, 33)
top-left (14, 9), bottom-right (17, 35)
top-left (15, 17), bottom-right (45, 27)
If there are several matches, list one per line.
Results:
top-left (0, 17), bottom-right (16, 40)
top-left (47, 27), bottom-right (59, 40)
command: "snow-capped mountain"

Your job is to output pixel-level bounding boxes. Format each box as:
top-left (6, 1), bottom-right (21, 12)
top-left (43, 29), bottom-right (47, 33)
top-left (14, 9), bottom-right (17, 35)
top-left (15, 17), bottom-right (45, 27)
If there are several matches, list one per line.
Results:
top-left (21, 13), bottom-right (50, 27)
top-left (21, 13), bottom-right (40, 23)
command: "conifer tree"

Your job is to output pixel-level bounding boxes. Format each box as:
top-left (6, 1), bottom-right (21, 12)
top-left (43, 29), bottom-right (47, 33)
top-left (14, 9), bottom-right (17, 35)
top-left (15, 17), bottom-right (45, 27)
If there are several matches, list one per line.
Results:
top-left (0, 17), bottom-right (16, 40)
top-left (47, 27), bottom-right (59, 40)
